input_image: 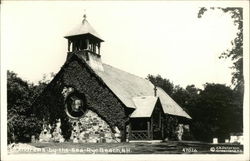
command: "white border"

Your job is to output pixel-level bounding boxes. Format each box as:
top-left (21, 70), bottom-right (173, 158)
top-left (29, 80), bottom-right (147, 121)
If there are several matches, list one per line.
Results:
top-left (1, 1), bottom-right (249, 161)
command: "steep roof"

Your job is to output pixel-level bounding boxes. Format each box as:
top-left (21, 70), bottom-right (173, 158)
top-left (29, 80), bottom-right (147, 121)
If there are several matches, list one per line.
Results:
top-left (64, 19), bottom-right (104, 42)
top-left (156, 87), bottom-right (191, 119)
top-left (94, 64), bottom-right (154, 108)
top-left (130, 96), bottom-right (158, 118)
top-left (92, 63), bottom-right (191, 119)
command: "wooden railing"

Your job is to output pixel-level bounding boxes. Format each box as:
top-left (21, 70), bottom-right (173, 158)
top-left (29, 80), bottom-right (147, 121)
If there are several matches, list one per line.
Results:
top-left (130, 130), bottom-right (149, 140)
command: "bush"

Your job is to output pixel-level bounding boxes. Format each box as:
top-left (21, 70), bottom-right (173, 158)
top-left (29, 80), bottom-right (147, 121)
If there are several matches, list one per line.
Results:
top-left (7, 71), bottom-right (44, 143)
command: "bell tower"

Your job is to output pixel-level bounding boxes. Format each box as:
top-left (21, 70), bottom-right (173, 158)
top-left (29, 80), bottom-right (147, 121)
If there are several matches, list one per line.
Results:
top-left (64, 14), bottom-right (104, 71)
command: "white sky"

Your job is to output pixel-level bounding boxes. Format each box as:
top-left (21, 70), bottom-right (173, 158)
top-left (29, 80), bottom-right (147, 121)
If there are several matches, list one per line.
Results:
top-left (1, 1), bottom-right (241, 89)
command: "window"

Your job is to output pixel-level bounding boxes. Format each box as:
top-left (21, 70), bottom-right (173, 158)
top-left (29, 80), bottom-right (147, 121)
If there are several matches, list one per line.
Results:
top-left (65, 93), bottom-right (86, 119)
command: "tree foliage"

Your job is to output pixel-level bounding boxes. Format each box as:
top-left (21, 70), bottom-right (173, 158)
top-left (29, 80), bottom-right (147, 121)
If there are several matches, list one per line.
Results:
top-left (148, 74), bottom-right (243, 142)
top-left (195, 8), bottom-right (244, 141)
top-left (190, 83), bottom-right (242, 142)
top-left (147, 74), bottom-right (174, 96)
top-left (7, 70), bottom-right (53, 143)
top-left (198, 7), bottom-right (244, 93)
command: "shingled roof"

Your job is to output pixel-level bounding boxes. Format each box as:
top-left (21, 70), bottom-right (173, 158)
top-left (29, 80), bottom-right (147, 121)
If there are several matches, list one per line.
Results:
top-left (92, 62), bottom-right (191, 119)
top-left (156, 87), bottom-right (191, 119)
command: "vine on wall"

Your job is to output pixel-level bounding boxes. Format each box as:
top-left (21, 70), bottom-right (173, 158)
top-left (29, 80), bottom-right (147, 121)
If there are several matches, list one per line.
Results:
top-left (33, 55), bottom-right (129, 140)
top-left (62, 58), bottom-right (128, 130)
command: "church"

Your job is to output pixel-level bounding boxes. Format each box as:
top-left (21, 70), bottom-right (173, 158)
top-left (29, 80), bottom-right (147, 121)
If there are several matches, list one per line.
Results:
top-left (33, 15), bottom-right (191, 143)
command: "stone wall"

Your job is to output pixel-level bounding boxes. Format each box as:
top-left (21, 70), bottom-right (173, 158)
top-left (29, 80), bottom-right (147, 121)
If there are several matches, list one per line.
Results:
top-left (39, 119), bottom-right (64, 143)
top-left (39, 110), bottom-right (120, 143)
top-left (70, 110), bottom-right (120, 143)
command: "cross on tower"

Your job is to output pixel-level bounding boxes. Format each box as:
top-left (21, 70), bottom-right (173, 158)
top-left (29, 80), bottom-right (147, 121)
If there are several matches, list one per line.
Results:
top-left (154, 86), bottom-right (157, 97)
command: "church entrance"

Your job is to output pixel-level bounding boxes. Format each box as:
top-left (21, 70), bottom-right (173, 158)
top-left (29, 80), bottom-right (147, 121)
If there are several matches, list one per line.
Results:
top-left (129, 118), bottom-right (164, 141)
top-left (128, 101), bottom-right (165, 141)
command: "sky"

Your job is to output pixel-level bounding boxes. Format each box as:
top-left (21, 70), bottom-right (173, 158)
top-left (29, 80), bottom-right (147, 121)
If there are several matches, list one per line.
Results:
top-left (1, 1), bottom-right (243, 89)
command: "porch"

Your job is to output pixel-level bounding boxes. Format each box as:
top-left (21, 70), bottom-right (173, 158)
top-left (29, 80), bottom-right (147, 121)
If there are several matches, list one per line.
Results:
top-left (128, 117), bottom-right (164, 141)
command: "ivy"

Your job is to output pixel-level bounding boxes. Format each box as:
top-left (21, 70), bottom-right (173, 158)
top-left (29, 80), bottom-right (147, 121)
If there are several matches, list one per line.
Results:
top-left (33, 55), bottom-right (128, 140)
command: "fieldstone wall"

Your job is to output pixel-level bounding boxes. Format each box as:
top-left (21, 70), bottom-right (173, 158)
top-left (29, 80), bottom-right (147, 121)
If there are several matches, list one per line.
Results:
top-left (39, 124), bottom-right (52, 142)
top-left (70, 110), bottom-right (121, 143)
top-left (39, 110), bottom-right (121, 143)
top-left (39, 119), bottom-right (64, 143)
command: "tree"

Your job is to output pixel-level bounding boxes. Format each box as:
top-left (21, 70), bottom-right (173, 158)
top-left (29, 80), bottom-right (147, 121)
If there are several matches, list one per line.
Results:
top-left (179, 85), bottom-right (201, 117)
top-left (197, 8), bottom-right (244, 141)
top-left (31, 73), bottom-right (55, 101)
top-left (198, 7), bottom-right (244, 94)
top-left (185, 85), bottom-right (200, 108)
top-left (191, 83), bottom-right (241, 142)
top-left (172, 85), bottom-right (190, 107)
top-left (147, 74), bottom-right (174, 96)
top-left (7, 70), bottom-right (45, 143)
top-left (147, 73), bottom-right (243, 142)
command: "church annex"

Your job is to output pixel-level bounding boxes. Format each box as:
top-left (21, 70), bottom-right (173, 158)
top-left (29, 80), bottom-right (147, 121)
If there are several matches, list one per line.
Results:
top-left (33, 15), bottom-right (191, 143)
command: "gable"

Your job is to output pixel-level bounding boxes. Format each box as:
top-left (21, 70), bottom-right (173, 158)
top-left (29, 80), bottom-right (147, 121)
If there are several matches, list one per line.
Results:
top-left (157, 87), bottom-right (191, 119)
top-left (130, 96), bottom-right (158, 118)
top-left (63, 57), bottom-right (129, 128)
top-left (33, 55), bottom-right (129, 130)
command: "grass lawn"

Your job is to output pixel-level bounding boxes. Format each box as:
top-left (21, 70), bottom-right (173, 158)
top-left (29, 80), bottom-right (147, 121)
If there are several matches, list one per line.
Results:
top-left (8, 141), bottom-right (243, 154)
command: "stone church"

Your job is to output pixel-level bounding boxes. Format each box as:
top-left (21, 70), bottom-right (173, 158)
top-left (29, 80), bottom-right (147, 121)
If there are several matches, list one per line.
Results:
top-left (33, 15), bottom-right (191, 143)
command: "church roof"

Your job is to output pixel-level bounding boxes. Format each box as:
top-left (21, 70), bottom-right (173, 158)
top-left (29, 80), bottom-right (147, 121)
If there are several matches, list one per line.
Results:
top-left (94, 64), bottom-right (154, 108)
top-left (92, 62), bottom-right (191, 119)
top-left (156, 87), bottom-right (191, 119)
top-left (64, 19), bottom-right (104, 42)
top-left (130, 96), bottom-right (158, 118)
